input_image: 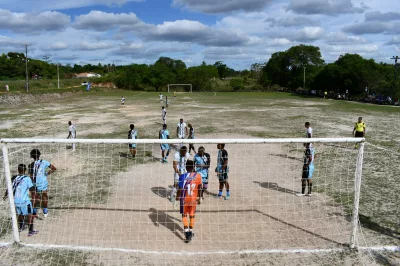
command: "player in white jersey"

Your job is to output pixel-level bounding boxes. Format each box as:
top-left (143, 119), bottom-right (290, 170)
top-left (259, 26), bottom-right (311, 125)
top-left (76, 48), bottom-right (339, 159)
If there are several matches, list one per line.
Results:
top-left (177, 118), bottom-right (188, 148)
top-left (304, 122), bottom-right (312, 148)
top-left (121, 96), bottom-right (125, 107)
top-left (159, 93), bottom-right (163, 102)
top-left (159, 124), bottom-right (171, 163)
top-left (67, 121), bottom-right (77, 151)
top-left (297, 143), bottom-right (315, 197)
top-left (162, 106), bottom-right (167, 125)
top-left (171, 146), bottom-right (190, 202)
top-left (128, 124), bottom-right (138, 159)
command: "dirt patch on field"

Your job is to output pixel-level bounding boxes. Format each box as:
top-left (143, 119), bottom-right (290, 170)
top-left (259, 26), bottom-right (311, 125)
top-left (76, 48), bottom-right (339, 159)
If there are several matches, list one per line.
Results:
top-left (0, 92), bottom-right (79, 107)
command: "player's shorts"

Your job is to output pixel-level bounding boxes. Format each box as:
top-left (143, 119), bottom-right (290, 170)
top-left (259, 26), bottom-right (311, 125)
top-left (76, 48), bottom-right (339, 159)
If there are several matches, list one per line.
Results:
top-left (302, 164), bottom-right (314, 179)
top-left (129, 144), bottom-right (137, 149)
top-left (163, 119), bottom-right (166, 124)
top-left (35, 182), bottom-right (48, 192)
top-left (201, 174), bottom-right (209, 185)
top-left (160, 144), bottom-right (169, 151)
top-left (218, 172), bottom-right (228, 182)
top-left (202, 183), bottom-right (208, 189)
top-left (180, 203), bottom-right (197, 216)
top-left (178, 135), bottom-right (185, 139)
top-left (15, 202), bottom-right (33, 216)
top-left (355, 131), bottom-right (364, 138)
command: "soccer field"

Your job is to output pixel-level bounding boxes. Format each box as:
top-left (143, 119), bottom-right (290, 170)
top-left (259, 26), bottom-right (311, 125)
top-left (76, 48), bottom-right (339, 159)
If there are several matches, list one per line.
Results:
top-left (0, 91), bottom-right (399, 265)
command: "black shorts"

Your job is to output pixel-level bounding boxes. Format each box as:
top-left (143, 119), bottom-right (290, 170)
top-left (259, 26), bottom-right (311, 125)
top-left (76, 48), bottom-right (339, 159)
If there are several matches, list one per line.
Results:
top-left (355, 131), bottom-right (364, 138)
top-left (218, 172), bottom-right (228, 182)
top-left (302, 166), bottom-right (309, 179)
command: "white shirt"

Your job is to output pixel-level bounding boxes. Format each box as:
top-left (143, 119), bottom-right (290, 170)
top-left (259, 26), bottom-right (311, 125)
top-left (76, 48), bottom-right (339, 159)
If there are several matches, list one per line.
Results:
top-left (69, 124), bottom-right (76, 138)
top-left (306, 127), bottom-right (312, 147)
top-left (162, 109), bottom-right (167, 119)
top-left (121, 97), bottom-right (125, 103)
top-left (177, 122), bottom-right (187, 137)
top-left (174, 152), bottom-right (190, 174)
top-left (159, 94), bottom-right (163, 100)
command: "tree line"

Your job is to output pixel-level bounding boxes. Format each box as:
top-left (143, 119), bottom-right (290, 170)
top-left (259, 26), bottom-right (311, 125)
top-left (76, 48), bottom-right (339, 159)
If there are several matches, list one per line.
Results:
top-left (0, 45), bottom-right (398, 97)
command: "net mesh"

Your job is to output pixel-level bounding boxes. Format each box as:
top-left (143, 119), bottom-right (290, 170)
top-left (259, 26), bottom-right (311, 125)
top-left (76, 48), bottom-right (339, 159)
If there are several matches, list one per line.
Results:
top-left (0, 140), bottom-right (397, 265)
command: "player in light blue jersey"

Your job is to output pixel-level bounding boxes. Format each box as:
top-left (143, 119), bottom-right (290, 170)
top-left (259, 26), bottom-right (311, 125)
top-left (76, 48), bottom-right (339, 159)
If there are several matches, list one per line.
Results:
top-left (29, 149), bottom-right (57, 218)
top-left (159, 124), bottom-right (171, 163)
top-left (128, 124), bottom-right (138, 159)
top-left (11, 164), bottom-right (38, 236)
top-left (194, 147), bottom-right (210, 204)
top-left (297, 143), bottom-right (316, 197)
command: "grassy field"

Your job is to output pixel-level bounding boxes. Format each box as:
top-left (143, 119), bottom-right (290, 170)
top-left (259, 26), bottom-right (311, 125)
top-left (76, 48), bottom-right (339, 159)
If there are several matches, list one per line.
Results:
top-left (0, 90), bottom-right (399, 265)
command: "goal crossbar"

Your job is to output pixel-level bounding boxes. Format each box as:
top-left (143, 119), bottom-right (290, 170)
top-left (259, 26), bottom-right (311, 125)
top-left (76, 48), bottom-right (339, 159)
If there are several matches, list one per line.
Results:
top-left (0, 137), bottom-right (365, 145)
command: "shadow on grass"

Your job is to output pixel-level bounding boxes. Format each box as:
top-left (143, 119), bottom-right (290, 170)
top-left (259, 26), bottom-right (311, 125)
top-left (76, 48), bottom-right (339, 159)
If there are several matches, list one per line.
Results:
top-left (359, 214), bottom-right (400, 241)
top-left (151, 187), bottom-right (169, 199)
top-left (149, 208), bottom-right (184, 241)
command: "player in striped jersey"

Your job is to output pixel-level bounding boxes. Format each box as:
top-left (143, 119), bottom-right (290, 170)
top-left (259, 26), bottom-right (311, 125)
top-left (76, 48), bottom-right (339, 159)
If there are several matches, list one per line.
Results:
top-left (171, 146), bottom-right (190, 202)
top-left (177, 118), bottom-right (188, 148)
top-left (304, 122), bottom-right (312, 148)
top-left (28, 149), bottom-right (57, 218)
top-left (67, 121), bottom-right (77, 151)
top-left (188, 123), bottom-right (196, 154)
top-left (216, 144), bottom-right (230, 200)
top-left (162, 106), bottom-right (167, 125)
top-left (159, 124), bottom-right (171, 163)
top-left (175, 160), bottom-right (202, 242)
top-left (11, 164), bottom-right (38, 236)
top-left (128, 124), bottom-right (138, 159)
top-left (194, 147), bottom-right (210, 203)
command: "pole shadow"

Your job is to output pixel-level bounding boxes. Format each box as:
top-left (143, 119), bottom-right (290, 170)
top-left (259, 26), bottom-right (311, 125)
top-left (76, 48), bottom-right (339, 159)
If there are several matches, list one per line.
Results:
top-left (151, 187), bottom-right (169, 199)
top-left (253, 181), bottom-right (298, 195)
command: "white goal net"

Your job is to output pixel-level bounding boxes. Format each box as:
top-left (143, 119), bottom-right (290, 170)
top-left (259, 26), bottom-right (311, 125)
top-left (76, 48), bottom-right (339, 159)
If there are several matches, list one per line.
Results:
top-left (0, 138), bottom-right (397, 265)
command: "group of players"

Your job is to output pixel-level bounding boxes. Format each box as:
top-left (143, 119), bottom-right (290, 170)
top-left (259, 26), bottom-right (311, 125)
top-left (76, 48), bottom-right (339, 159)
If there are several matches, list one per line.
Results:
top-left (4, 149), bottom-right (56, 237)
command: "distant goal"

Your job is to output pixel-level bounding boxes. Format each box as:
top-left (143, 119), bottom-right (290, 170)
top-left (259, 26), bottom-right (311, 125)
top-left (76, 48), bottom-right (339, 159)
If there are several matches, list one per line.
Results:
top-left (167, 84), bottom-right (192, 93)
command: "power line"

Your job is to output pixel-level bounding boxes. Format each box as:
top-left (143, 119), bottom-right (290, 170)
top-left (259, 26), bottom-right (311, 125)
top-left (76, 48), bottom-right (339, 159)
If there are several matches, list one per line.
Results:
top-left (390, 56), bottom-right (399, 92)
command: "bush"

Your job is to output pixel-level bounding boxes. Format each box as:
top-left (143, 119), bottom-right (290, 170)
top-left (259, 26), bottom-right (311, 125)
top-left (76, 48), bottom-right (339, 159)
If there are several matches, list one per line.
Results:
top-left (230, 78), bottom-right (245, 91)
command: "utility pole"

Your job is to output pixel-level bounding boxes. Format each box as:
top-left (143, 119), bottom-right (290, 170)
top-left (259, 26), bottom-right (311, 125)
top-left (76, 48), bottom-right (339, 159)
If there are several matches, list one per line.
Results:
top-left (391, 56), bottom-right (399, 92)
top-left (303, 66), bottom-right (306, 89)
top-left (24, 44), bottom-right (29, 92)
top-left (57, 62), bottom-right (60, 89)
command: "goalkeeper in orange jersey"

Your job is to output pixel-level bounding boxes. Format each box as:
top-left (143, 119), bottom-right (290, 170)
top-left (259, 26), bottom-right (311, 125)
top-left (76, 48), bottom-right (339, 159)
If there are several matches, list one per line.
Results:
top-left (175, 160), bottom-right (202, 243)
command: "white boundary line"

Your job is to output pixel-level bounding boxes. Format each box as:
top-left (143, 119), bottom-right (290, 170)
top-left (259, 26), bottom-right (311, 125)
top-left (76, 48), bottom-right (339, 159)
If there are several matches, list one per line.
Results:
top-left (366, 142), bottom-right (400, 155)
top-left (0, 242), bottom-right (398, 255)
top-left (0, 138), bottom-right (365, 144)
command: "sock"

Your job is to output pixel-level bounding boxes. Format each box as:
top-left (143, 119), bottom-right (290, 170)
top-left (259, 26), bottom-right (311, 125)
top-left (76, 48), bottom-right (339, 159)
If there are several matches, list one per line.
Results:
top-left (184, 228), bottom-right (189, 232)
top-left (301, 184), bottom-right (306, 194)
top-left (171, 187), bottom-right (177, 199)
top-left (43, 208), bottom-right (48, 214)
top-left (218, 190), bottom-right (222, 196)
top-left (189, 227), bottom-right (193, 232)
top-left (19, 221), bottom-right (24, 229)
top-left (227, 190), bottom-right (230, 196)
top-left (29, 224), bottom-right (33, 232)
top-left (189, 218), bottom-right (195, 228)
top-left (33, 208), bottom-right (37, 215)
top-left (183, 217), bottom-right (189, 228)
top-left (166, 151), bottom-right (170, 157)
top-left (308, 183), bottom-right (312, 194)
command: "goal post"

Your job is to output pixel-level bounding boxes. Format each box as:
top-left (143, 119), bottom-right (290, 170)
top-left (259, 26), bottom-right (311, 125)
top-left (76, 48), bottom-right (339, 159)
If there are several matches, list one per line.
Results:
top-left (1, 137), bottom-right (380, 264)
top-left (167, 84), bottom-right (192, 93)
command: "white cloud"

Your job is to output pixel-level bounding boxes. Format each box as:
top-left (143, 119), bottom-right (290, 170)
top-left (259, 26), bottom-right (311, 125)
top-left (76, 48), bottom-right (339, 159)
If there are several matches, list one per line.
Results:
top-left (77, 41), bottom-right (114, 50)
top-left (343, 21), bottom-right (400, 35)
top-left (266, 16), bottom-right (317, 27)
top-left (46, 42), bottom-right (69, 51)
top-left (132, 19), bottom-right (256, 47)
top-left (0, 0), bottom-right (141, 12)
top-left (365, 11), bottom-right (400, 22)
top-left (325, 44), bottom-right (379, 55)
top-left (0, 9), bottom-right (70, 34)
top-left (74, 11), bottom-right (140, 31)
top-left (267, 38), bottom-right (293, 46)
top-left (0, 35), bottom-right (22, 47)
top-left (286, 0), bottom-right (366, 15)
top-left (112, 42), bottom-right (191, 59)
top-left (386, 36), bottom-right (400, 45)
top-left (292, 27), bottom-right (325, 42)
top-left (172, 0), bottom-right (271, 14)
top-left (326, 32), bottom-right (367, 44)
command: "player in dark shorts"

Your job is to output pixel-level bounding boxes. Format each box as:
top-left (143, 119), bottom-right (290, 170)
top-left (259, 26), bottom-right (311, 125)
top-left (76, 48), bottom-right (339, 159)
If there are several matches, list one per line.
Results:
top-left (215, 143), bottom-right (230, 200)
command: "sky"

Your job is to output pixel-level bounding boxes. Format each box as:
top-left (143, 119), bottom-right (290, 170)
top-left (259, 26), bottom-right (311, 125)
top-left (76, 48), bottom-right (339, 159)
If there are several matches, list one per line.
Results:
top-left (0, 0), bottom-right (399, 70)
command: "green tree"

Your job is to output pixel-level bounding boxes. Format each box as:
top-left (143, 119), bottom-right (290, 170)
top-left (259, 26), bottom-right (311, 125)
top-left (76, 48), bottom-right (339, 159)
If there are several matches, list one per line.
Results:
top-left (230, 78), bottom-right (245, 91)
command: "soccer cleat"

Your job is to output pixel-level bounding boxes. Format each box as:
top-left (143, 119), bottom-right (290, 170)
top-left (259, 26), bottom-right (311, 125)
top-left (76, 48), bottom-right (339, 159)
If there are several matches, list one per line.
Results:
top-left (225, 195), bottom-right (230, 200)
top-left (296, 193), bottom-right (305, 197)
top-left (28, 230), bottom-right (39, 237)
top-left (188, 231), bottom-right (193, 242)
top-left (184, 231), bottom-right (190, 242)
top-left (43, 212), bottom-right (48, 218)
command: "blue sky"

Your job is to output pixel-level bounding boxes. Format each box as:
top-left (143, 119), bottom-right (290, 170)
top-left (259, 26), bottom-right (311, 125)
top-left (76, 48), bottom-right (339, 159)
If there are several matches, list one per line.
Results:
top-left (0, 0), bottom-right (399, 69)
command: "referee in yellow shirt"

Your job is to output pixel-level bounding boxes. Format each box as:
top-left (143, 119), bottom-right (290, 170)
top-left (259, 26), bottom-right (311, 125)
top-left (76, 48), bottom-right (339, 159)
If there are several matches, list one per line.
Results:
top-left (353, 117), bottom-right (366, 148)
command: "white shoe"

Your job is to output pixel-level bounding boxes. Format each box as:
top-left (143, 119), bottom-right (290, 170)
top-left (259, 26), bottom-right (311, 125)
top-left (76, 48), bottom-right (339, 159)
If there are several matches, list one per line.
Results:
top-left (43, 213), bottom-right (48, 218)
top-left (296, 193), bottom-right (305, 197)
top-left (306, 194), bottom-right (312, 197)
